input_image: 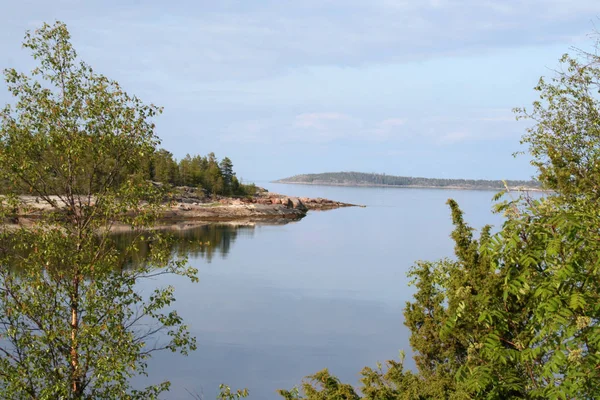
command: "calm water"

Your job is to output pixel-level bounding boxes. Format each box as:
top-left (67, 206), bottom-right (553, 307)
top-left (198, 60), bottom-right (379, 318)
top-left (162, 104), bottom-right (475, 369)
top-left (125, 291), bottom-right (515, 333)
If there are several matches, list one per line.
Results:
top-left (136, 184), bottom-right (513, 399)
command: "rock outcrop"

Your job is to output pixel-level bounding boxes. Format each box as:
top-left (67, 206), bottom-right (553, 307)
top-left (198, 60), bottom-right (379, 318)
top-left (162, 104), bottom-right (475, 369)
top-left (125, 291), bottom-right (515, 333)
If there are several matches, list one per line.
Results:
top-left (258, 193), bottom-right (357, 211)
top-left (290, 197), bottom-right (306, 210)
top-left (9, 186), bottom-right (361, 225)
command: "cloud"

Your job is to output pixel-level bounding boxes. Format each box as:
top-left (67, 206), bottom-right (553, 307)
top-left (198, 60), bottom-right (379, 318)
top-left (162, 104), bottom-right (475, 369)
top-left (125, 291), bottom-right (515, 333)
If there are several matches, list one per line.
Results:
top-left (0, 1), bottom-right (566, 182)
top-left (294, 113), bottom-right (354, 130)
top-left (427, 109), bottom-right (518, 124)
top-left (379, 118), bottom-right (406, 126)
top-left (290, 112), bottom-right (364, 143)
top-left (437, 131), bottom-right (470, 144)
top-left (219, 106), bottom-right (532, 146)
top-left (367, 118), bottom-right (407, 140)
top-left (221, 119), bottom-right (276, 143)
top-left (421, 108), bottom-right (529, 145)
top-left (290, 113), bottom-right (412, 143)
top-left (2, 0), bottom-right (598, 88)
top-left (221, 113), bottom-right (410, 144)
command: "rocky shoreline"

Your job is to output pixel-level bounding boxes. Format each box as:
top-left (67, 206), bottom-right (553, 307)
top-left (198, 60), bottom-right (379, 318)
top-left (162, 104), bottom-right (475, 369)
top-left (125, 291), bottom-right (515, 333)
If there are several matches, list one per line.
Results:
top-left (10, 187), bottom-right (361, 225)
top-left (162, 188), bottom-right (360, 223)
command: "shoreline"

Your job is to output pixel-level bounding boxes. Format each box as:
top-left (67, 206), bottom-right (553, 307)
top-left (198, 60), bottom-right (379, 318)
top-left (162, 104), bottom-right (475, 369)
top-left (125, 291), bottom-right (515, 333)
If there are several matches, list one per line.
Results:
top-left (8, 192), bottom-right (361, 226)
top-left (108, 218), bottom-right (301, 233)
top-left (272, 180), bottom-right (547, 193)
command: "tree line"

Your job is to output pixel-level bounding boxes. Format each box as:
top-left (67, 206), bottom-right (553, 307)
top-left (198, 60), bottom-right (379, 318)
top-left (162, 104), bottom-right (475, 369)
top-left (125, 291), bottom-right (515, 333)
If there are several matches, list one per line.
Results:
top-left (277, 171), bottom-right (540, 190)
top-left (0, 141), bottom-right (255, 198)
top-left (146, 149), bottom-right (257, 197)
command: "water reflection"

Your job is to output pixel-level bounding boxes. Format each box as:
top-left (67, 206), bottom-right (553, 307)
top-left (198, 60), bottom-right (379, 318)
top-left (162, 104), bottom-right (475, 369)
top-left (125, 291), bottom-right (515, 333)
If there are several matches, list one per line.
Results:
top-left (2, 186), bottom-right (516, 399)
top-left (0, 223), bottom-right (201, 399)
top-left (138, 186), bottom-right (516, 399)
top-left (111, 223), bottom-right (257, 265)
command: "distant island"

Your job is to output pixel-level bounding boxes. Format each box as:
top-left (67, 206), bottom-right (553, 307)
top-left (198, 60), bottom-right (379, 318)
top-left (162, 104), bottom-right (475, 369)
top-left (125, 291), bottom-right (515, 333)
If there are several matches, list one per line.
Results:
top-left (274, 172), bottom-right (541, 191)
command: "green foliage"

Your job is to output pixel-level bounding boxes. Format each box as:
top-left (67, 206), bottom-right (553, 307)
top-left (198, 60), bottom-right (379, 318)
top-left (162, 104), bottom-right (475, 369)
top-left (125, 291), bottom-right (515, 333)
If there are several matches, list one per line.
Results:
top-left (515, 46), bottom-right (600, 201)
top-left (0, 21), bottom-right (198, 398)
top-left (461, 196), bottom-right (600, 399)
top-left (278, 357), bottom-right (430, 400)
top-left (146, 149), bottom-right (254, 197)
top-left (149, 149), bottom-right (180, 186)
top-left (278, 369), bottom-right (360, 400)
top-left (219, 157), bottom-right (234, 195)
top-left (217, 384), bottom-right (249, 400)
top-left (278, 32), bottom-right (600, 400)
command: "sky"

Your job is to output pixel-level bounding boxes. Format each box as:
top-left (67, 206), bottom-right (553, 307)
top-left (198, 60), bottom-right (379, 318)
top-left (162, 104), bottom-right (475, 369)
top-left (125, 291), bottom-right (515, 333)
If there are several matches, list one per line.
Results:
top-left (2, 1), bottom-right (600, 182)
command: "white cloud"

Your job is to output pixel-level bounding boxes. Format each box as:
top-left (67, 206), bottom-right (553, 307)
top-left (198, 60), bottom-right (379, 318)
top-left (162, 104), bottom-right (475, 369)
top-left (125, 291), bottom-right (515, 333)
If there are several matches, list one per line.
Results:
top-left (290, 112), bottom-right (364, 142)
top-left (221, 118), bottom-right (278, 143)
top-left (368, 118), bottom-right (407, 140)
top-left (219, 106), bottom-right (531, 146)
top-left (221, 113), bottom-right (410, 144)
top-left (437, 131), bottom-right (470, 144)
top-left (3, 0), bottom-right (597, 88)
top-left (422, 108), bottom-right (529, 145)
top-left (379, 118), bottom-right (406, 127)
top-left (294, 113), bottom-right (354, 130)
top-left (290, 113), bottom-right (412, 143)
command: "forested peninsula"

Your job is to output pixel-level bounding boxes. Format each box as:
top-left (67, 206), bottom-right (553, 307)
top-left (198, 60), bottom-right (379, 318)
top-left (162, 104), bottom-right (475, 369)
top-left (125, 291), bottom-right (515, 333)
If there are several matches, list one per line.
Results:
top-left (6, 148), bottom-right (358, 225)
top-left (276, 171), bottom-right (540, 191)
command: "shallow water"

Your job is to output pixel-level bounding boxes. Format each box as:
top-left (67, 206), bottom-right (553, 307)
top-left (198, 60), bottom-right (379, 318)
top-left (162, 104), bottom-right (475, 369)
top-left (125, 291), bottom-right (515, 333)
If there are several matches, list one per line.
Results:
top-left (135, 184), bottom-right (513, 399)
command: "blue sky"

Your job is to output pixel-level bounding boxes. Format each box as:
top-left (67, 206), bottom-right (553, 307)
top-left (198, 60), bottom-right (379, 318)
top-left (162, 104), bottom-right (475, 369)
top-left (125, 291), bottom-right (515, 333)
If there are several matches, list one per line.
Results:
top-left (2, 1), bottom-right (600, 182)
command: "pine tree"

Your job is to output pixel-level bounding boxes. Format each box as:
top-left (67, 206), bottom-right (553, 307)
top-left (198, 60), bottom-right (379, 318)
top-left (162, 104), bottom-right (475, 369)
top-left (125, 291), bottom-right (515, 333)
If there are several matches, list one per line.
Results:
top-left (219, 157), bottom-right (235, 195)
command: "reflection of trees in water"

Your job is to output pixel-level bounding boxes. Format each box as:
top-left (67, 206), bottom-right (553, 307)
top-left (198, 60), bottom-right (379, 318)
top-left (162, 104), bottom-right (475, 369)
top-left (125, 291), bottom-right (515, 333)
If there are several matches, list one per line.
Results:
top-left (172, 224), bottom-right (256, 262)
top-left (0, 222), bottom-right (256, 397)
top-left (112, 224), bottom-right (256, 266)
top-left (0, 227), bottom-right (199, 398)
